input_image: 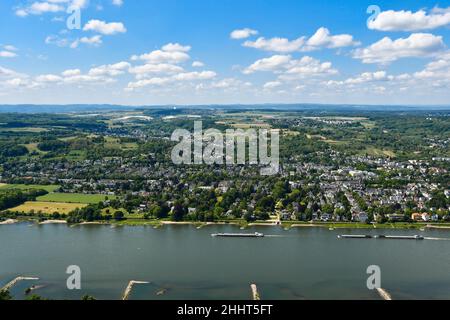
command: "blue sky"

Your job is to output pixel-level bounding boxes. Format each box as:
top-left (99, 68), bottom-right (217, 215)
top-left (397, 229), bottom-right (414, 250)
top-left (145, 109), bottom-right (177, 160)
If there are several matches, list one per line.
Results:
top-left (1, 0), bottom-right (450, 105)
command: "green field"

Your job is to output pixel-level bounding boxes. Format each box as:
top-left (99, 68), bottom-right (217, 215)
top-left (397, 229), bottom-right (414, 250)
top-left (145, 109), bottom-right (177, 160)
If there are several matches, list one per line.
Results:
top-left (11, 201), bottom-right (87, 214)
top-left (362, 147), bottom-right (396, 158)
top-left (0, 184), bottom-right (60, 192)
top-left (104, 136), bottom-right (138, 150)
top-left (36, 193), bottom-right (115, 204)
top-left (0, 127), bottom-right (49, 133)
top-left (22, 143), bottom-right (45, 153)
top-left (67, 150), bottom-right (87, 161)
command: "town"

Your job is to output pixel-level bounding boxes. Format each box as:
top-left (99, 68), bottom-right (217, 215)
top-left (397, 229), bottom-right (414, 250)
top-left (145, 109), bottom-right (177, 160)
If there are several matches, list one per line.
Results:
top-left (0, 107), bottom-right (448, 227)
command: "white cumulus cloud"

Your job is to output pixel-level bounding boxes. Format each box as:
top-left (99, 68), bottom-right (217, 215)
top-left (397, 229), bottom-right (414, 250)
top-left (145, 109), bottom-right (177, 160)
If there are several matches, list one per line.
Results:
top-left (88, 61), bottom-right (130, 76)
top-left (131, 43), bottom-right (191, 64)
top-left (244, 55), bottom-right (337, 80)
top-left (305, 27), bottom-right (359, 50)
top-left (35, 74), bottom-right (63, 83)
top-left (263, 81), bottom-right (282, 89)
top-left (83, 20), bottom-right (127, 35)
top-left (61, 69), bottom-right (81, 77)
top-left (230, 28), bottom-right (258, 39)
top-left (192, 61), bottom-right (205, 67)
top-left (161, 43), bottom-right (191, 52)
top-left (368, 7), bottom-right (450, 31)
top-left (0, 51), bottom-right (17, 58)
top-left (243, 55), bottom-right (292, 74)
top-left (243, 37), bottom-right (305, 53)
top-left (242, 27), bottom-right (358, 52)
top-left (112, 0), bottom-right (123, 6)
top-left (353, 33), bottom-right (445, 64)
top-left (129, 64), bottom-right (185, 79)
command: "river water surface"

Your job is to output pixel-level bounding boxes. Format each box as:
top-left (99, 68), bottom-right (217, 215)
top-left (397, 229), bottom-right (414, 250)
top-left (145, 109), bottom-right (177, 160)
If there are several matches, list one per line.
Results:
top-left (1, 223), bottom-right (449, 300)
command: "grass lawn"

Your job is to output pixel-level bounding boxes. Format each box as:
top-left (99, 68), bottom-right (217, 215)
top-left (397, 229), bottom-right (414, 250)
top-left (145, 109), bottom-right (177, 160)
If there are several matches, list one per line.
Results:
top-left (36, 193), bottom-right (115, 204)
top-left (0, 184), bottom-right (60, 192)
top-left (10, 201), bottom-right (87, 214)
top-left (361, 147), bottom-right (396, 157)
top-left (22, 143), bottom-right (46, 154)
top-left (101, 207), bottom-right (144, 218)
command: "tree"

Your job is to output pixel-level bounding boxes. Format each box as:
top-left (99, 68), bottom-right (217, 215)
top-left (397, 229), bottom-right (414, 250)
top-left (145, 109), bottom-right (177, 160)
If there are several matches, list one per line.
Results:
top-left (113, 210), bottom-right (125, 221)
top-left (256, 196), bottom-right (275, 212)
top-left (243, 211), bottom-right (256, 222)
top-left (151, 204), bottom-right (169, 219)
top-left (288, 189), bottom-right (304, 202)
top-left (171, 202), bottom-right (186, 221)
top-left (0, 290), bottom-right (12, 300)
top-left (81, 295), bottom-right (96, 300)
top-left (322, 203), bottom-right (334, 214)
top-left (0, 143), bottom-right (28, 157)
top-left (272, 181), bottom-right (289, 200)
top-left (428, 192), bottom-right (447, 209)
top-left (304, 208), bottom-right (313, 221)
top-left (37, 140), bottom-right (68, 152)
top-left (27, 294), bottom-right (45, 300)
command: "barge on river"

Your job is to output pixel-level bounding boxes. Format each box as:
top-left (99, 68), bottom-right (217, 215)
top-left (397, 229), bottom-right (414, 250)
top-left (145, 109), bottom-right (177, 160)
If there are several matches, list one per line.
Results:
top-left (338, 234), bottom-right (424, 240)
top-left (211, 232), bottom-right (265, 238)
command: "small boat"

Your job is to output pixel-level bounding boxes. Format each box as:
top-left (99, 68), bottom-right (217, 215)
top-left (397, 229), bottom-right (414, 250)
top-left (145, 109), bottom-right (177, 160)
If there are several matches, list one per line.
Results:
top-left (211, 232), bottom-right (264, 238)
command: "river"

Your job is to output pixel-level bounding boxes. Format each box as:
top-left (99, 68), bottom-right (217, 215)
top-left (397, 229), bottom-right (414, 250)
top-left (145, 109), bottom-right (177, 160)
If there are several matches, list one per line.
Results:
top-left (1, 223), bottom-right (449, 300)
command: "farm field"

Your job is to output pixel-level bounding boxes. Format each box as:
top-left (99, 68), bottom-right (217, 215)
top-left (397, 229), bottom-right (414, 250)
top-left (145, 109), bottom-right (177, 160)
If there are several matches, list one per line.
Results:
top-left (36, 193), bottom-right (115, 204)
top-left (10, 201), bottom-right (87, 214)
top-left (22, 143), bottom-right (45, 153)
top-left (0, 184), bottom-right (60, 192)
top-left (0, 127), bottom-right (49, 133)
top-left (230, 123), bottom-right (272, 129)
top-left (104, 136), bottom-right (138, 150)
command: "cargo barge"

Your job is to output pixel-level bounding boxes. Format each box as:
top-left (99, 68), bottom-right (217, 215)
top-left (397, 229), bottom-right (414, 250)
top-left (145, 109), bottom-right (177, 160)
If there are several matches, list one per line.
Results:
top-left (211, 232), bottom-right (264, 238)
top-left (338, 234), bottom-right (373, 239)
top-left (338, 234), bottom-right (424, 240)
top-left (374, 235), bottom-right (424, 240)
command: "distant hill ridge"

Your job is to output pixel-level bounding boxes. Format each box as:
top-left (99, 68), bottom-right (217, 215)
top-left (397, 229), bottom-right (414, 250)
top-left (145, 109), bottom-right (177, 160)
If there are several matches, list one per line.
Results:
top-left (0, 104), bottom-right (449, 113)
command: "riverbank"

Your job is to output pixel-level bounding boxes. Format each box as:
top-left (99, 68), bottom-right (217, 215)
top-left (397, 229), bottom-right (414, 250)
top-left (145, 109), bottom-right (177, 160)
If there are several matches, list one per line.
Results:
top-left (0, 219), bottom-right (18, 225)
top-left (39, 220), bottom-right (67, 225)
top-left (1, 216), bottom-right (450, 230)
